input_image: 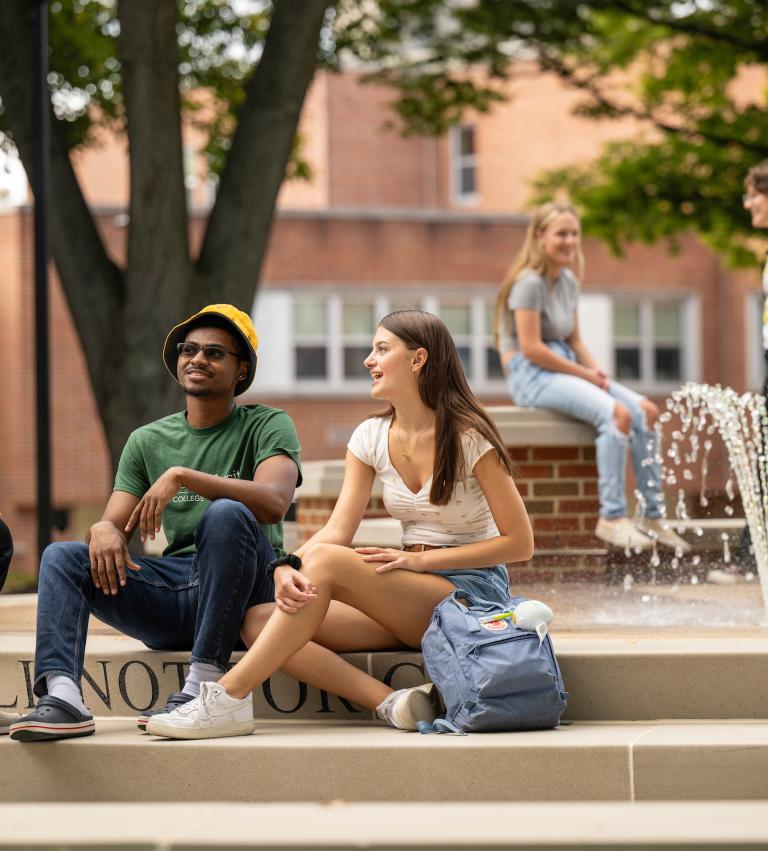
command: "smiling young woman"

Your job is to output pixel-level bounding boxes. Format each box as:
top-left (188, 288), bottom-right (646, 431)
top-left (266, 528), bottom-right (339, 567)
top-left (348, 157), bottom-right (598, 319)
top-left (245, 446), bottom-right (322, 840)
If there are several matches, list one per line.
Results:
top-left (494, 202), bottom-right (689, 555)
top-left (145, 310), bottom-right (540, 740)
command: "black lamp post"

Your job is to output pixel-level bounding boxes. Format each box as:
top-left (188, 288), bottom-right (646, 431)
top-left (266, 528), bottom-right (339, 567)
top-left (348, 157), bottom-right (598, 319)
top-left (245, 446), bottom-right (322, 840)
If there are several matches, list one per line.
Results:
top-left (33, 0), bottom-right (52, 561)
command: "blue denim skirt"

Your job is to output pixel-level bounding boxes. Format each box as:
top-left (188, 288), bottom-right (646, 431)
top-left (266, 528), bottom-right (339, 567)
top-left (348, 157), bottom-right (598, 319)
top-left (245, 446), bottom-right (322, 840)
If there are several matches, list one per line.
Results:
top-left (433, 564), bottom-right (511, 606)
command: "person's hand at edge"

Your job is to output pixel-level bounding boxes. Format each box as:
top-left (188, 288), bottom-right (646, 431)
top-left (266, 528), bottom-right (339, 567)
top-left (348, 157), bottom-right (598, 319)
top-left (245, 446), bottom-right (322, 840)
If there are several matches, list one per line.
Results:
top-left (125, 467), bottom-right (184, 543)
top-left (273, 565), bottom-right (317, 613)
top-left (355, 546), bottom-right (426, 574)
top-left (88, 520), bottom-right (141, 596)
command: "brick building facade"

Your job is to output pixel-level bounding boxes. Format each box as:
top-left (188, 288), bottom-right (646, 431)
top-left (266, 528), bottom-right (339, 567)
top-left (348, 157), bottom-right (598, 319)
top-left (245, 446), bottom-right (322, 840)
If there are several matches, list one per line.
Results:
top-left (0, 69), bottom-right (762, 577)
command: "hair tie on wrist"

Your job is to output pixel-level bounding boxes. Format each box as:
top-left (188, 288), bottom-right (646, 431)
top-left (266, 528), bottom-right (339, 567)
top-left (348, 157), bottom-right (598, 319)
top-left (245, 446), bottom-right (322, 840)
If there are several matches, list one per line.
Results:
top-left (265, 553), bottom-right (303, 582)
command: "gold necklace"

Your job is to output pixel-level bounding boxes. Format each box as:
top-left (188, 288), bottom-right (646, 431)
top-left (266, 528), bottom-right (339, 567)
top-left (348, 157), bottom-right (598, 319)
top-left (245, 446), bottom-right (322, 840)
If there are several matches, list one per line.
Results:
top-left (394, 421), bottom-right (432, 462)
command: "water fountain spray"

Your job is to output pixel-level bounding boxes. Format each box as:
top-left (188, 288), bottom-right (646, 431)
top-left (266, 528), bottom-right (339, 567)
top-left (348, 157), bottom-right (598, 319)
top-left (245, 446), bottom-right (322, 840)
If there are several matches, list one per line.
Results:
top-left (665, 383), bottom-right (768, 610)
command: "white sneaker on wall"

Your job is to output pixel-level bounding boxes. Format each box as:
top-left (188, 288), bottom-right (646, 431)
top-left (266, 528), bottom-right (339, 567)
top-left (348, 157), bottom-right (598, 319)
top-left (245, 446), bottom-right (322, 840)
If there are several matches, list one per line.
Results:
top-left (637, 518), bottom-right (692, 553)
top-left (146, 681), bottom-right (255, 740)
top-left (595, 517), bottom-right (653, 550)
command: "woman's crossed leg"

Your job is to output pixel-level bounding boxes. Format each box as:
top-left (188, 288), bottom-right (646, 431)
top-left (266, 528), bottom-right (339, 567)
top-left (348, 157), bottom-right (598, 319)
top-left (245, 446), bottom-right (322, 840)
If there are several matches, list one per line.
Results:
top-left (224, 543), bottom-right (455, 710)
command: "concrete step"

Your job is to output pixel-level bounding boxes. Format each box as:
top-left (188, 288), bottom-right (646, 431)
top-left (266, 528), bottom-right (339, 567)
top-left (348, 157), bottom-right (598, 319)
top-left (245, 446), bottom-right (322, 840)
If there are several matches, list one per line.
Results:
top-left (4, 801), bottom-right (768, 848)
top-left (3, 718), bottom-right (768, 804)
top-left (3, 631), bottom-right (768, 722)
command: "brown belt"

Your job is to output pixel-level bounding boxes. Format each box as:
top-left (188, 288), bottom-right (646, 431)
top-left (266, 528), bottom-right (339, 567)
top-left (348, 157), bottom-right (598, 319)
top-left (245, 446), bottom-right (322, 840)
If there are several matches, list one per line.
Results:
top-left (402, 544), bottom-right (451, 552)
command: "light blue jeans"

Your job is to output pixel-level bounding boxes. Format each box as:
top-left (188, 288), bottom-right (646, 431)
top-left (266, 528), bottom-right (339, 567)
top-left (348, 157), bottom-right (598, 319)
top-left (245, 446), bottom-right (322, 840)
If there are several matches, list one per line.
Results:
top-left (508, 342), bottom-right (663, 520)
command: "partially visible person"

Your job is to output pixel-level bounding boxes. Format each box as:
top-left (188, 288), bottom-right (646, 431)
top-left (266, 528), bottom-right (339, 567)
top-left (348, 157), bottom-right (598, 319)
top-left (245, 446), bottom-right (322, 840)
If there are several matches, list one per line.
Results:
top-left (495, 202), bottom-right (689, 554)
top-left (0, 514), bottom-right (12, 593)
top-left (10, 305), bottom-right (301, 742)
top-left (0, 514), bottom-right (21, 733)
top-left (709, 162), bottom-right (768, 584)
top-left (146, 310), bottom-right (535, 740)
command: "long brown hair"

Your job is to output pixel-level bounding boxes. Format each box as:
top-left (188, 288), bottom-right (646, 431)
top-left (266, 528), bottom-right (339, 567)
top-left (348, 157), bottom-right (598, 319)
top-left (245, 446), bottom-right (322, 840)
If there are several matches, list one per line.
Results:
top-left (375, 310), bottom-right (514, 505)
top-left (493, 202), bottom-right (584, 348)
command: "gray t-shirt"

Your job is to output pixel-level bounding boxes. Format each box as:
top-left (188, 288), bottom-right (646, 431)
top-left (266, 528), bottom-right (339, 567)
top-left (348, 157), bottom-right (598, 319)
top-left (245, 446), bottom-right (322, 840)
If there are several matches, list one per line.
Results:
top-left (497, 268), bottom-right (579, 353)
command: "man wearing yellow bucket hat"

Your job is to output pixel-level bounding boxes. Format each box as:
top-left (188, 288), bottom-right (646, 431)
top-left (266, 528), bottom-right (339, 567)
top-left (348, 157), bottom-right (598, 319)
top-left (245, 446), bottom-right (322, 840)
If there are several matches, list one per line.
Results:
top-left (10, 305), bottom-right (302, 742)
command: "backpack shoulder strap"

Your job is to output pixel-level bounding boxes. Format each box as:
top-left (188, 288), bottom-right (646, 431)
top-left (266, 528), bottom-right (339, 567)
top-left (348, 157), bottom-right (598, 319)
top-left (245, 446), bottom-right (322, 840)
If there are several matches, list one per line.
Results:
top-left (416, 718), bottom-right (468, 736)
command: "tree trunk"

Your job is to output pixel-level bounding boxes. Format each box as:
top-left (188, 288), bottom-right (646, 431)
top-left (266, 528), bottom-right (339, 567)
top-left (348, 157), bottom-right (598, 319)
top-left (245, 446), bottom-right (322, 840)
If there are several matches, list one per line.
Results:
top-left (0, 2), bottom-right (127, 467)
top-left (194, 0), bottom-right (330, 307)
top-left (0, 0), bottom-right (330, 471)
top-left (101, 0), bottom-right (193, 462)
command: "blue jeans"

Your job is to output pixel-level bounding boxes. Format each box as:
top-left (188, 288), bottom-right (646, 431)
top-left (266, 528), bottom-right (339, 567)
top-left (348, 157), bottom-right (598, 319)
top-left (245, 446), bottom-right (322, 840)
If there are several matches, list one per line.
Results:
top-left (508, 342), bottom-right (663, 520)
top-left (33, 499), bottom-right (276, 698)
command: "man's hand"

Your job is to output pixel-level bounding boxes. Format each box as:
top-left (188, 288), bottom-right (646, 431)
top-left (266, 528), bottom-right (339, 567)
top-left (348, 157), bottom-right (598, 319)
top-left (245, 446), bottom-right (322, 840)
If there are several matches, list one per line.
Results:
top-left (355, 547), bottom-right (427, 574)
top-left (273, 565), bottom-right (317, 614)
top-left (88, 520), bottom-right (141, 595)
top-left (125, 467), bottom-right (184, 543)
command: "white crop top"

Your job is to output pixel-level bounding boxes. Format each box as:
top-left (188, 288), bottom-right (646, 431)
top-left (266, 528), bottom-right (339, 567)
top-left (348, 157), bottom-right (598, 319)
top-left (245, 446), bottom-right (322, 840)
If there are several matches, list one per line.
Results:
top-left (347, 416), bottom-right (500, 547)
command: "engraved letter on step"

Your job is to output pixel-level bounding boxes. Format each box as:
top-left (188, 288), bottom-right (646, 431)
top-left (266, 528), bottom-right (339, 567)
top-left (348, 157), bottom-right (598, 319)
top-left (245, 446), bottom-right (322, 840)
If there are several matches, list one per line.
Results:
top-left (162, 661), bottom-right (189, 692)
top-left (20, 660), bottom-right (35, 708)
top-left (82, 661), bottom-right (112, 711)
top-left (262, 678), bottom-right (307, 714)
top-left (383, 661), bottom-right (426, 688)
top-left (118, 660), bottom-right (160, 712)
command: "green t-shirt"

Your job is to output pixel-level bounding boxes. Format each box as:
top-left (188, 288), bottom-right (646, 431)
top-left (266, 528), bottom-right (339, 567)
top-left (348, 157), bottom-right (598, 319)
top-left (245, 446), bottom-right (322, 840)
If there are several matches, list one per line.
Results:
top-left (113, 404), bottom-right (302, 558)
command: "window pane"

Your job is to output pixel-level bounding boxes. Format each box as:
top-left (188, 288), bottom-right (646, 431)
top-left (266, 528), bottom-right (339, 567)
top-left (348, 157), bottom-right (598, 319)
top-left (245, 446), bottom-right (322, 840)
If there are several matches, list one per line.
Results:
top-left (344, 346), bottom-right (370, 379)
top-left (614, 304), bottom-right (640, 339)
top-left (460, 126), bottom-right (475, 156)
top-left (460, 166), bottom-right (476, 196)
top-left (615, 347), bottom-right (641, 379)
top-left (655, 347), bottom-right (681, 381)
top-left (654, 304), bottom-right (680, 340)
top-left (457, 346), bottom-right (471, 376)
top-left (485, 304), bottom-right (495, 336)
top-left (442, 304), bottom-right (471, 335)
top-left (342, 303), bottom-right (375, 336)
top-left (295, 346), bottom-right (327, 379)
top-left (486, 347), bottom-right (504, 380)
top-left (294, 300), bottom-right (326, 336)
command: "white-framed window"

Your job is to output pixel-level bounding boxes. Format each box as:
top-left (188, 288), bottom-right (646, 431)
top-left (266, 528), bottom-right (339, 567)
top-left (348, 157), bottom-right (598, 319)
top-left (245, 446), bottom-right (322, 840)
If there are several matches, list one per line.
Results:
top-left (252, 289), bottom-right (699, 398)
top-left (611, 296), bottom-right (699, 392)
top-left (293, 298), bottom-right (329, 380)
top-left (450, 124), bottom-right (478, 204)
top-left (440, 301), bottom-right (473, 374)
top-left (341, 300), bottom-right (379, 380)
top-left (251, 289), bottom-right (506, 396)
top-left (484, 302), bottom-right (505, 381)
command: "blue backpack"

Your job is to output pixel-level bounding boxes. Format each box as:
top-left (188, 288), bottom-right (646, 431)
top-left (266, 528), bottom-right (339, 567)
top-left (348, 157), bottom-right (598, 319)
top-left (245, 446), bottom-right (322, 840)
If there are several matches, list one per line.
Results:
top-left (420, 591), bottom-right (568, 734)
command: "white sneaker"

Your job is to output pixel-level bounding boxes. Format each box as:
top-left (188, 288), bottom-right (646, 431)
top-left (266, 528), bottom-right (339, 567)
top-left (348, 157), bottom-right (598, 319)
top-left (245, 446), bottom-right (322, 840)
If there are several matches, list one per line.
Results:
top-left (376, 683), bottom-right (440, 731)
top-left (638, 518), bottom-right (691, 553)
top-left (706, 566), bottom-right (746, 585)
top-left (0, 710), bottom-right (22, 735)
top-left (595, 517), bottom-right (653, 550)
top-left (146, 681), bottom-right (255, 740)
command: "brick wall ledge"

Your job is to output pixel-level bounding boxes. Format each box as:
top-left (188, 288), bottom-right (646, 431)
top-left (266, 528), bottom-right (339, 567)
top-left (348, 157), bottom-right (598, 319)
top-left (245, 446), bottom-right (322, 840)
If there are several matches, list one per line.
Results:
top-left (486, 406), bottom-right (596, 447)
top-left (299, 407), bottom-right (596, 497)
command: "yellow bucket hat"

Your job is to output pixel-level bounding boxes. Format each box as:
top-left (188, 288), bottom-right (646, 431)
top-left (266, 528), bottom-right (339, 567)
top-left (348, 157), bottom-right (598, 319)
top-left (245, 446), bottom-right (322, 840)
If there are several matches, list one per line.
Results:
top-left (163, 304), bottom-right (259, 396)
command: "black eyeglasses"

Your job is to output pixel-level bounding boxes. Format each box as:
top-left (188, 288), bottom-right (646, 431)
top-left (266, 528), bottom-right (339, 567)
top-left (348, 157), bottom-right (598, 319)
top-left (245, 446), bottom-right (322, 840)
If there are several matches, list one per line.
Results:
top-left (177, 342), bottom-right (240, 362)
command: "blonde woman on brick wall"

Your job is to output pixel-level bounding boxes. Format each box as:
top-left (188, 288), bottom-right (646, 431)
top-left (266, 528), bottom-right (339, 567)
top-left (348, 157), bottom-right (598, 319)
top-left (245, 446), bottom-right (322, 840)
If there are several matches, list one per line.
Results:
top-left (146, 310), bottom-right (537, 740)
top-left (495, 202), bottom-right (689, 554)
